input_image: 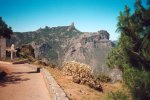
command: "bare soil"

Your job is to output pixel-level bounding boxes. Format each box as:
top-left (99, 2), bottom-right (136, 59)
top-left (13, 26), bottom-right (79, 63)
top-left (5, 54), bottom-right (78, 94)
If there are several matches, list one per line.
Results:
top-left (47, 67), bottom-right (123, 100)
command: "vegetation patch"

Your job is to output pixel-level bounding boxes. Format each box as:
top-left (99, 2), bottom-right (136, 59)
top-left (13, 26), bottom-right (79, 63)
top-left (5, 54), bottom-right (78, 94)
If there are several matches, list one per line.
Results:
top-left (107, 0), bottom-right (150, 99)
top-left (106, 90), bottom-right (129, 100)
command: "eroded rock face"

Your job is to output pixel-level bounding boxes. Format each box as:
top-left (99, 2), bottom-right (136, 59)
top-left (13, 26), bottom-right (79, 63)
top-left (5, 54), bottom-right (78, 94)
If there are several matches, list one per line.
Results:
top-left (64, 30), bottom-right (112, 71)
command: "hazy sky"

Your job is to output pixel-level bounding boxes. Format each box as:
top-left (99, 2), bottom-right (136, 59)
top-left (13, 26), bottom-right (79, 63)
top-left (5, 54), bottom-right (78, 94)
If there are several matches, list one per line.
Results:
top-left (0, 0), bottom-right (146, 40)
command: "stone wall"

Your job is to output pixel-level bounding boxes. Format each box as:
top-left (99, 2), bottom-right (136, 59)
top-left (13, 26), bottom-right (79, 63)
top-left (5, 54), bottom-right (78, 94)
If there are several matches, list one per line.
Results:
top-left (0, 36), bottom-right (6, 59)
top-left (41, 68), bottom-right (69, 100)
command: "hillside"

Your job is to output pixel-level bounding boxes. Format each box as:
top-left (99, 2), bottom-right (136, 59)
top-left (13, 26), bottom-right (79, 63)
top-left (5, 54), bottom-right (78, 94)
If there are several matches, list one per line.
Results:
top-left (7, 23), bottom-right (82, 63)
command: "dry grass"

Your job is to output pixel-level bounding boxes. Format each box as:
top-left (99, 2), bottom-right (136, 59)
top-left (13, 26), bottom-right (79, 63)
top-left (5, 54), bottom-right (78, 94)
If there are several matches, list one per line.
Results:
top-left (47, 67), bottom-right (123, 100)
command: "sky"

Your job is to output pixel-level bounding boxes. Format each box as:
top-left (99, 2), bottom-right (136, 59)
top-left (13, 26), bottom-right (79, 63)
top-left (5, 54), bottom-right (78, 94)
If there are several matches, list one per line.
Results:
top-left (0, 0), bottom-right (147, 40)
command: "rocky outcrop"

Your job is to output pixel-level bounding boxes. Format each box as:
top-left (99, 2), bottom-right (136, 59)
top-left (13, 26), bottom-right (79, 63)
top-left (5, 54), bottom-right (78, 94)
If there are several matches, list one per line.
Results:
top-left (63, 30), bottom-right (122, 82)
top-left (67, 22), bottom-right (75, 31)
top-left (64, 30), bottom-right (112, 71)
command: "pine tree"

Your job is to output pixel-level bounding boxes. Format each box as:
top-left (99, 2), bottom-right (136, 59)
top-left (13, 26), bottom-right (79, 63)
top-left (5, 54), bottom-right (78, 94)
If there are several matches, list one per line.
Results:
top-left (107, 0), bottom-right (150, 99)
top-left (0, 17), bottom-right (13, 39)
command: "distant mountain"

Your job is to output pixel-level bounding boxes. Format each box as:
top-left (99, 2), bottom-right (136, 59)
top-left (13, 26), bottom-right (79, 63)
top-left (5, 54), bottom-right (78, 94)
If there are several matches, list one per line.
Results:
top-left (7, 23), bottom-right (82, 64)
top-left (7, 23), bottom-right (121, 81)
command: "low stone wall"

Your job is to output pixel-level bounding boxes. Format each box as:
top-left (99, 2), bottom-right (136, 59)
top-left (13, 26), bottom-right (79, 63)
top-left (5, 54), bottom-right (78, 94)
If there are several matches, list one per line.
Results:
top-left (26, 64), bottom-right (69, 100)
top-left (41, 68), bottom-right (69, 100)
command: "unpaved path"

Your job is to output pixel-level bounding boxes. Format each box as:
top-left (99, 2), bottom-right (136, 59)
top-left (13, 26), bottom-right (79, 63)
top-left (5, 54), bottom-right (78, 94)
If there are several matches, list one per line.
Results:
top-left (0, 61), bottom-right (51, 100)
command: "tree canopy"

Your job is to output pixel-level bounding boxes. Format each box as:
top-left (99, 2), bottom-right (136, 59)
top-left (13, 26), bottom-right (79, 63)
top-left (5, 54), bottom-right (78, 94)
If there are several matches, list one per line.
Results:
top-left (107, 0), bottom-right (150, 99)
top-left (0, 17), bottom-right (13, 39)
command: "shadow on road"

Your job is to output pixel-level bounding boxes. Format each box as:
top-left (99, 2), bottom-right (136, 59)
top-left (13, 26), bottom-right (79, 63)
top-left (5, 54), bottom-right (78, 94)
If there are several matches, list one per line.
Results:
top-left (11, 70), bottom-right (39, 74)
top-left (0, 72), bottom-right (30, 87)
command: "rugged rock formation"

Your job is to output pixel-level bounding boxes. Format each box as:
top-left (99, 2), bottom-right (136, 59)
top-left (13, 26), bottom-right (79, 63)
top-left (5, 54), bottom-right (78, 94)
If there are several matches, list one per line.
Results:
top-left (63, 30), bottom-right (122, 82)
top-left (67, 22), bottom-right (75, 31)
top-left (7, 23), bottom-right (122, 82)
top-left (64, 30), bottom-right (112, 68)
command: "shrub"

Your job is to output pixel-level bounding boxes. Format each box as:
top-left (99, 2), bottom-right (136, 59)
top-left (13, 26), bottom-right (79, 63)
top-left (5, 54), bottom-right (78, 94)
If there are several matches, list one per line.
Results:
top-left (62, 61), bottom-right (103, 92)
top-left (123, 66), bottom-right (150, 100)
top-left (106, 0), bottom-right (150, 99)
top-left (106, 91), bottom-right (129, 100)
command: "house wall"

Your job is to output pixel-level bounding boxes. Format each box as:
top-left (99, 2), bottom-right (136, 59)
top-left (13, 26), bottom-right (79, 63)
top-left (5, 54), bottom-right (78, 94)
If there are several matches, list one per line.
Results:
top-left (0, 36), bottom-right (6, 59)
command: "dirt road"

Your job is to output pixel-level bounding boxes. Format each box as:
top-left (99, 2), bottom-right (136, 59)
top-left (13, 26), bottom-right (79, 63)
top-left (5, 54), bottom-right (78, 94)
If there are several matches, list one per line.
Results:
top-left (0, 61), bottom-right (51, 100)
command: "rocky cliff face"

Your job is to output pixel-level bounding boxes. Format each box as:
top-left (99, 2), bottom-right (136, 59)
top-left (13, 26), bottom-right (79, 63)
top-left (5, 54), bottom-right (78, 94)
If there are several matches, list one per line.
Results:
top-left (64, 30), bottom-right (112, 68)
top-left (7, 23), bottom-right (122, 82)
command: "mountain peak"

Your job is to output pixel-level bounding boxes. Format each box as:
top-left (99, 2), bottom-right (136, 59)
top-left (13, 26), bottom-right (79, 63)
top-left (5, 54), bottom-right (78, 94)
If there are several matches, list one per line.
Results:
top-left (67, 22), bottom-right (75, 31)
top-left (70, 22), bottom-right (74, 27)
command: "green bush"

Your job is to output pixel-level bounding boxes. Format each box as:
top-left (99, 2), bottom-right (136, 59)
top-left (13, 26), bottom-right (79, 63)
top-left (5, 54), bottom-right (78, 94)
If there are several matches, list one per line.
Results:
top-left (106, 91), bottom-right (129, 100)
top-left (106, 0), bottom-right (150, 99)
top-left (123, 66), bottom-right (150, 100)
